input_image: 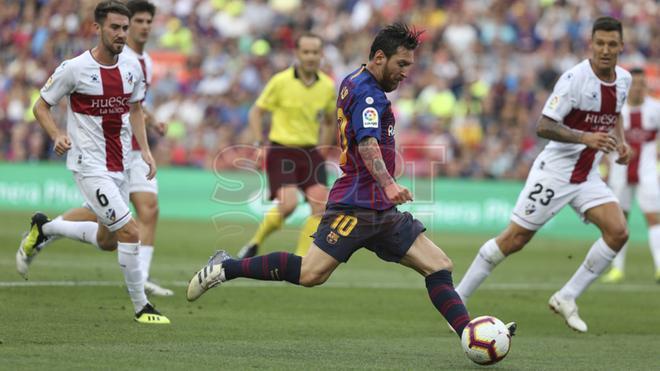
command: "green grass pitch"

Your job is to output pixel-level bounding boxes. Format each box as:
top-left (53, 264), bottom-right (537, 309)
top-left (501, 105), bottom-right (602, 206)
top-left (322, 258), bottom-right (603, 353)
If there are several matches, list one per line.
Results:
top-left (1, 210), bottom-right (659, 370)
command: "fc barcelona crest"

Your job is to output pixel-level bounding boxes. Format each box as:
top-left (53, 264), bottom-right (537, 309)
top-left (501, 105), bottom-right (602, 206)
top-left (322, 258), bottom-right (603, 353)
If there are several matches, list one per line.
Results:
top-left (326, 231), bottom-right (339, 245)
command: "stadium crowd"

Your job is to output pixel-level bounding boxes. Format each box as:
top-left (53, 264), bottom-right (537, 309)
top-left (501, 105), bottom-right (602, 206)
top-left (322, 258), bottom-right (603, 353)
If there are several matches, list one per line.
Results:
top-left (1, 0), bottom-right (658, 179)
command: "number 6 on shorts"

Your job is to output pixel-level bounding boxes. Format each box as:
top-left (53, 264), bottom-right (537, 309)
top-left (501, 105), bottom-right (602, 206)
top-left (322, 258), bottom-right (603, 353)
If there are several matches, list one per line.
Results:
top-left (96, 188), bottom-right (109, 206)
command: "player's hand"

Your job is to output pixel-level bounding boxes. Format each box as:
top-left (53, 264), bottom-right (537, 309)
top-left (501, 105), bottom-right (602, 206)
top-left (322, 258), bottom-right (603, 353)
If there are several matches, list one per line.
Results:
top-left (142, 150), bottom-right (157, 180)
top-left (615, 142), bottom-right (632, 165)
top-left (53, 134), bottom-right (72, 156)
top-left (582, 132), bottom-right (617, 153)
top-left (153, 121), bottom-right (167, 136)
top-left (383, 182), bottom-right (413, 204)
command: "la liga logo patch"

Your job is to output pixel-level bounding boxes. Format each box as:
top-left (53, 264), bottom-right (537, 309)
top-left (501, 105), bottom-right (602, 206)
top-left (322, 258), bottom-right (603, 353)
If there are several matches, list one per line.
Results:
top-left (362, 107), bottom-right (379, 128)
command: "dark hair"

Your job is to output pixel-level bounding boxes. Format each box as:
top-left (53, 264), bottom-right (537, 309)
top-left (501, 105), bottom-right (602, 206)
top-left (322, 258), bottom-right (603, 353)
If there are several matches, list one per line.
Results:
top-left (629, 67), bottom-right (644, 75)
top-left (295, 32), bottom-right (323, 49)
top-left (126, 0), bottom-right (156, 18)
top-left (369, 23), bottom-right (423, 60)
top-left (94, 1), bottom-right (131, 24)
top-left (592, 16), bottom-right (622, 38)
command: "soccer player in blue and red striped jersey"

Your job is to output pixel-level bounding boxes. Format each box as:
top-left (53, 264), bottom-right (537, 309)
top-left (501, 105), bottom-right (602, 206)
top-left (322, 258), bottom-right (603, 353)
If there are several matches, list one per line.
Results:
top-left (187, 24), bottom-right (514, 343)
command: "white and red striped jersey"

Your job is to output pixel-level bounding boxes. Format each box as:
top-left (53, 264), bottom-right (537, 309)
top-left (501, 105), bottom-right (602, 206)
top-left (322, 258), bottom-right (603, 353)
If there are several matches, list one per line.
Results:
top-left (40, 50), bottom-right (146, 175)
top-left (539, 59), bottom-right (632, 183)
top-left (122, 45), bottom-right (153, 151)
top-left (609, 98), bottom-right (660, 185)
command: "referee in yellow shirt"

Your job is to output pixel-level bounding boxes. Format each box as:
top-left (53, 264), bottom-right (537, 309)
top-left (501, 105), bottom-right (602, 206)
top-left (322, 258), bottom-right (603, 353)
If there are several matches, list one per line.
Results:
top-left (237, 33), bottom-right (336, 258)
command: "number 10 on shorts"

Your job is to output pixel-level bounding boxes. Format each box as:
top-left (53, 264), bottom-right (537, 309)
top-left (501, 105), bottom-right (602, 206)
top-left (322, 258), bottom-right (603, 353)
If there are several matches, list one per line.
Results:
top-left (330, 214), bottom-right (358, 236)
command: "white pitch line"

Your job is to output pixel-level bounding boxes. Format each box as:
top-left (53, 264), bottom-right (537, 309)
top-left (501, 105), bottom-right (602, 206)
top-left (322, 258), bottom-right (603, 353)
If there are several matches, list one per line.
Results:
top-left (0, 280), bottom-right (658, 292)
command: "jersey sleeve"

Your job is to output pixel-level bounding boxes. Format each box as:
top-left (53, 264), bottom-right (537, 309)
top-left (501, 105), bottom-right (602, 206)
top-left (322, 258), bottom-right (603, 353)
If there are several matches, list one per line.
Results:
top-left (40, 60), bottom-right (76, 106)
top-left (129, 65), bottom-right (147, 103)
top-left (542, 70), bottom-right (578, 122)
top-left (350, 91), bottom-right (385, 143)
top-left (255, 75), bottom-right (280, 111)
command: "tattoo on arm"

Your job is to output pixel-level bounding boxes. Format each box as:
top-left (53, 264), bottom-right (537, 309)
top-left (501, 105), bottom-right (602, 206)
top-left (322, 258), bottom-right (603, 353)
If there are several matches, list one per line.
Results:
top-left (358, 137), bottom-right (394, 188)
top-left (536, 115), bottom-right (584, 144)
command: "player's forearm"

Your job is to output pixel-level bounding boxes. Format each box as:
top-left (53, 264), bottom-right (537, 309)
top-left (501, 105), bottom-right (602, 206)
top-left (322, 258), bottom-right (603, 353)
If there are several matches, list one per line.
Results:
top-left (33, 98), bottom-right (62, 140)
top-left (358, 137), bottom-right (395, 188)
top-left (536, 115), bottom-right (585, 144)
top-left (612, 115), bottom-right (626, 144)
top-left (129, 103), bottom-right (150, 152)
top-left (248, 106), bottom-right (264, 143)
top-left (142, 105), bottom-right (154, 127)
top-left (320, 121), bottom-right (335, 147)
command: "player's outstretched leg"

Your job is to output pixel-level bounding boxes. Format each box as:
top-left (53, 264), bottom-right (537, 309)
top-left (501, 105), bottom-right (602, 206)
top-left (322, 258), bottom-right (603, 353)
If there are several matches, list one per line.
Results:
top-left (426, 269), bottom-right (471, 337)
top-left (16, 212), bottom-right (50, 279)
top-left (187, 250), bottom-right (302, 301)
top-left (399, 233), bottom-right (472, 337)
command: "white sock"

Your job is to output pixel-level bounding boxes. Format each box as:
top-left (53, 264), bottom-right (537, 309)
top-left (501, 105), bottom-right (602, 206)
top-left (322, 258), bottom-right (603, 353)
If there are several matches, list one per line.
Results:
top-left (456, 238), bottom-right (506, 302)
top-left (649, 225), bottom-right (660, 271)
top-left (37, 216), bottom-right (62, 250)
top-left (559, 238), bottom-right (616, 300)
top-left (610, 243), bottom-right (627, 271)
top-left (118, 241), bottom-right (148, 313)
top-left (42, 217), bottom-right (99, 248)
top-left (139, 245), bottom-right (154, 281)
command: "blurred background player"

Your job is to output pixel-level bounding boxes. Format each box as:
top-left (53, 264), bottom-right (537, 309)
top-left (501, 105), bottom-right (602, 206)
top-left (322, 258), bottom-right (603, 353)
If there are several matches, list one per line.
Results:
top-left (36, 0), bottom-right (173, 297)
top-left (15, 0), bottom-right (169, 324)
top-left (455, 16), bottom-right (632, 333)
top-left (602, 68), bottom-right (660, 284)
top-left (186, 23), bottom-right (514, 343)
top-left (237, 32), bottom-right (336, 258)
top-left (122, 0), bottom-right (172, 296)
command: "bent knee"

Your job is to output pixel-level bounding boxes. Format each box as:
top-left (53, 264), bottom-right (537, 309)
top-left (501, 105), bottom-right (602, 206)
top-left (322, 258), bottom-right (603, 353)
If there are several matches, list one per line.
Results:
top-left (605, 225), bottom-right (629, 249)
top-left (278, 201), bottom-right (297, 217)
top-left (425, 256), bottom-right (453, 275)
top-left (98, 239), bottom-right (117, 251)
top-left (141, 204), bottom-right (159, 221)
top-left (439, 256), bottom-right (453, 272)
top-left (298, 271), bottom-right (328, 287)
top-left (116, 221), bottom-right (140, 242)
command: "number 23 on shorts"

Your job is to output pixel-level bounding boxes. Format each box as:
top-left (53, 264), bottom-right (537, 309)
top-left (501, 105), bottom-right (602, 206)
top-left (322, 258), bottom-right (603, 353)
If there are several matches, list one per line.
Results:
top-left (527, 182), bottom-right (555, 206)
top-left (330, 214), bottom-right (358, 236)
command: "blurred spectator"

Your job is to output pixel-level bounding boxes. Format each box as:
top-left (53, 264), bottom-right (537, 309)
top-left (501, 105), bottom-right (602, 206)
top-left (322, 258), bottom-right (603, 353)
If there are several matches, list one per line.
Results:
top-left (1, 0), bottom-right (659, 181)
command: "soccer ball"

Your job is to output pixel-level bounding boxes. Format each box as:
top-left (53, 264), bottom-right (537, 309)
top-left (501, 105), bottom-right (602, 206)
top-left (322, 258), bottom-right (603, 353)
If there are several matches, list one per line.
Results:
top-left (461, 316), bottom-right (511, 365)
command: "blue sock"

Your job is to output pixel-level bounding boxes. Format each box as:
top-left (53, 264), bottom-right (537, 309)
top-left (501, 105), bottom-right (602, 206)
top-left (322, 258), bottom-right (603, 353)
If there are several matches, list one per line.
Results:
top-left (223, 252), bottom-right (301, 284)
top-left (426, 270), bottom-right (471, 337)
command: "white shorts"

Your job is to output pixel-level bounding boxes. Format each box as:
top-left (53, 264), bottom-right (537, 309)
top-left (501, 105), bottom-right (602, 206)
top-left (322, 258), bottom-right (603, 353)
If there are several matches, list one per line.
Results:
top-left (74, 172), bottom-right (132, 232)
top-left (511, 167), bottom-right (619, 231)
top-left (609, 181), bottom-right (660, 213)
top-left (128, 151), bottom-right (158, 194)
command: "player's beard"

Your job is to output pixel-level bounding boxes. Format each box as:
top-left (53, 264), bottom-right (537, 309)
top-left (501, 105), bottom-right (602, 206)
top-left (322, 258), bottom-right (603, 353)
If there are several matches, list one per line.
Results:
top-left (381, 66), bottom-right (399, 92)
top-left (102, 34), bottom-right (125, 56)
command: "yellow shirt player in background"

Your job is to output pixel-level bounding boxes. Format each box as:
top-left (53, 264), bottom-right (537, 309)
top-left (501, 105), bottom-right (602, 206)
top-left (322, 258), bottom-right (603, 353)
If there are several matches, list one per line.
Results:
top-left (237, 32), bottom-right (336, 258)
